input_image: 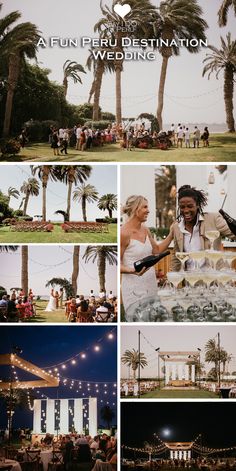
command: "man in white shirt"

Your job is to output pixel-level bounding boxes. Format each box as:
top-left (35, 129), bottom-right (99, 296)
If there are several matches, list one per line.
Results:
top-left (75, 125), bottom-right (82, 150)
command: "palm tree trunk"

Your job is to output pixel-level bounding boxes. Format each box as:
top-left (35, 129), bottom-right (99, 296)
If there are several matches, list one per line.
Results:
top-left (93, 61), bottom-right (104, 121)
top-left (82, 196), bottom-right (87, 222)
top-left (224, 66), bottom-right (235, 132)
top-left (22, 193), bottom-right (30, 216)
top-left (42, 186), bottom-right (47, 221)
top-left (67, 182), bottom-right (72, 221)
top-left (3, 53), bottom-right (21, 137)
top-left (21, 246), bottom-right (28, 295)
top-left (63, 77), bottom-right (68, 98)
top-left (71, 246), bottom-right (80, 296)
top-left (108, 208), bottom-right (112, 218)
top-left (157, 55), bottom-right (169, 131)
top-left (115, 65), bottom-right (122, 127)
top-left (98, 252), bottom-right (106, 292)
top-left (88, 79), bottom-right (96, 104)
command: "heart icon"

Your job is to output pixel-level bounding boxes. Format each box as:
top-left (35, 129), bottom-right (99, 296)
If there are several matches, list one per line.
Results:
top-left (114, 3), bottom-right (131, 18)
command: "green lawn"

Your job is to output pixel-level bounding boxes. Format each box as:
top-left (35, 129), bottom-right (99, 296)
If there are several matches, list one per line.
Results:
top-left (1, 134), bottom-right (236, 162)
top-left (135, 389), bottom-right (218, 398)
top-left (27, 301), bottom-right (67, 323)
top-left (0, 222), bottom-right (117, 243)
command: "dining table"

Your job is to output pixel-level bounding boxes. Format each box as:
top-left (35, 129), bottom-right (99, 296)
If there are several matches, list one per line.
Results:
top-left (0, 459), bottom-right (22, 471)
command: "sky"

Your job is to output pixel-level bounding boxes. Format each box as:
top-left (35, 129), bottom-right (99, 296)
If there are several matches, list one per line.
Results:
top-left (0, 245), bottom-right (117, 296)
top-left (121, 402), bottom-right (236, 448)
top-left (0, 326), bottom-right (117, 428)
top-left (2, 0), bottom-right (236, 124)
top-left (0, 165), bottom-right (117, 221)
top-left (121, 325), bottom-right (236, 377)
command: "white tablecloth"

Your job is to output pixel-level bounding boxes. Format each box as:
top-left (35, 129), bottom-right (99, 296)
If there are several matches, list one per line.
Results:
top-left (92, 460), bottom-right (113, 471)
top-left (0, 460), bottom-right (22, 471)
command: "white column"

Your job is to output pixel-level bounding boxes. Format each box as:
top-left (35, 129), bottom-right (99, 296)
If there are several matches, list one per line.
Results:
top-left (183, 451), bottom-right (187, 460)
top-left (179, 451), bottom-right (182, 460)
top-left (172, 364), bottom-right (176, 380)
top-left (185, 364), bottom-right (189, 380)
top-left (170, 451), bottom-right (173, 459)
top-left (33, 400), bottom-right (41, 433)
top-left (178, 363), bottom-right (182, 380)
top-left (74, 399), bottom-right (83, 434)
top-left (60, 399), bottom-right (69, 434)
top-left (191, 364), bottom-right (195, 382)
top-left (46, 399), bottom-right (55, 433)
top-left (88, 398), bottom-right (97, 437)
top-left (188, 451), bottom-right (191, 459)
top-left (174, 451), bottom-right (178, 459)
top-left (165, 363), bottom-right (170, 385)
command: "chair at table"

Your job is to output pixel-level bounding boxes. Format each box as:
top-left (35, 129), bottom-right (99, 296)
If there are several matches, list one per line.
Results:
top-left (5, 448), bottom-right (18, 460)
top-left (48, 451), bottom-right (64, 471)
top-left (92, 461), bottom-right (113, 471)
top-left (24, 450), bottom-right (42, 471)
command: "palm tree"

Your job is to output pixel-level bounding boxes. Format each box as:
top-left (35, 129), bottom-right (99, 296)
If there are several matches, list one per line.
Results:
top-left (121, 349), bottom-right (148, 379)
top-left (100, 405), bottom-right (115, 429)
top-left (0, 5), bottom-right (40, 136)
top-left (54, 210), bottom-right (69, 222)
top-left (86, 47), bottom-right (115, 120)
top-left (56, 166), bottom-right (92, 221)
top-left (154, 0), bottom-right (207, 130)
top-left (21, 246), bottom-right (28, 295)
top-left (95, 0), bottom-right (157, 126)
top-left (202, 33), bottom-right (236, 133)
top-left (63, 60), bottom-right (86, 98)
top-left (20, 178), bottom-right (39, 216)
top-left (71, 246), bottom-right (80, 296)
top-left (218, 0), bottom-right (236, 26)
top-left (7, 187), bottom-right (20, 204)
top-left (205, 338), bottom-right (231, 379)
top-left (31, 166), bottom-right (58, 220)
top-left (155, 165), bottom-right (176, 229)
top-left (73, 184), bottom-right (99, 222)
top-left (82, 245), bottom-right (117, 292)
top-left (97, 194), bottom-right (117, 218)
top-left (0, 246), bottom-right (18, 253)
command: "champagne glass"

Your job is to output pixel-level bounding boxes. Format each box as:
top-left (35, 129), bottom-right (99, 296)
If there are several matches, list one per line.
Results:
top-left (205, 250), bottom-right (223, 270)
top-left (205, 230), bottom-right (220, 251)
top-left (222, 251), bottom-right (236, 269)
top-left (189, 251), bottom-right (205, 270)
top-left (175, 252), bottom-right (190, 271)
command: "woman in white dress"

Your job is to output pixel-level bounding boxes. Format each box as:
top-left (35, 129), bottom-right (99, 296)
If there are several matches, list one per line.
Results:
top-left (121, 195), bottom-right (173, 314)
top-left (45, 289), bottom-right (57, 312)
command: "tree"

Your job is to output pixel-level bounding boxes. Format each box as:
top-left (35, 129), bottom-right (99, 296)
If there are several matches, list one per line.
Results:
top-left (95, 0), bottom-right (157, 126)
top-left (0, 190), bottom-right (14, 222)
top-left (63, 60), bottom-right (86, 98)
top-left (7, 187), bottom-right (20, 204)
top-left (205, 338), bottom-right (231, 380)
top-left (218, 0), bottom-right (236, 26)
top-left (82, 245), bottom-right (117, 292)
top-left (73, 184), bottom-right (99, 222)
top-left (0, 4), bottom-right (40, 136)
top-left (0, 246), bottom-right (18, 252)
top-left (97, 194), bottom-right (117, 218)
top-left (86, 47), bottom-right (115, 120)
top-left (20, 178), bottom-right (39, 216)
top-left (155, 166), bottom-right (176, 229)
top-left (45, 278), bottom-right (74, 299)
top-left (31, 166), bottom-right (59, 220)
top-left (71, 246), bottom-right (80, 296)
top-left (54, 210), bottom-right (69, 222)
top-left (202, 33), bottom-right (236, 133)
top-left (21, 246), bottom-right (28, 295)
top-left (154, 0), bottom-right (207, 130)
top-left (121, 349), bottom-right (148, 379)
top-left (0, 388), bottom-right (35, 443)
top-left (56, 165), bottom-right (92, 221)
top-left (100, 405), bottom-right (115, 429)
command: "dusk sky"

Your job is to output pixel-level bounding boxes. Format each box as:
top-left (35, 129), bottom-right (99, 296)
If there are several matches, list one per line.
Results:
top-left (2, 0), bottom-right (235, 124)
top-left (0, 245), bottom-right (117, 296)
top-left (0, 165), bottom-right (117, 221)
top-left (121, 402), bottom-right (236, 448)
top-left (0, 326), bottom-right (117, 428)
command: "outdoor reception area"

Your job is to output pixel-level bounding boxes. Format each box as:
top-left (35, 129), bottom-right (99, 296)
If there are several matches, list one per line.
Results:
top-left (121, 402), bottom-right (236, 470)
top-left (120, 325), bottom-right (236, 398)
top-left (0, 326), bottom-right (117, 470)
top-left (120, 164), bottom-right (236, 322)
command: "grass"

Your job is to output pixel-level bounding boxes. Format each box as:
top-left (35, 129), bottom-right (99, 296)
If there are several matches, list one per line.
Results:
top-left (132, 389), bottom-right (218, 398)
top-left (0, 222), bottom-right (117, 243)
top-left (26, 300), bottom-right (67, 323)
top-left (1, 134), bottom-right (236, 162)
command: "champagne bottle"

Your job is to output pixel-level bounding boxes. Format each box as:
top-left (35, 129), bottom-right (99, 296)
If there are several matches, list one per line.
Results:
top-left (219, 209), bottom-right (236, 236)
top-left (134, 250), bottom-right (170, 273)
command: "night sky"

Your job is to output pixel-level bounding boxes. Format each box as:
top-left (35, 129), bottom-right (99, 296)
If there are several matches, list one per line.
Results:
top-left (0, 326), bottom-right (117, 429)
top-left (121, 402), bottom-right (236, 448)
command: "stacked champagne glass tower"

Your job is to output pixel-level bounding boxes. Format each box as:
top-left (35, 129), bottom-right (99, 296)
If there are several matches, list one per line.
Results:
top-left (126, 227), bottom-right (236, 323)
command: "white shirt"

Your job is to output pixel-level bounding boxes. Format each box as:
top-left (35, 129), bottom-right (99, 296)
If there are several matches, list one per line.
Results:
top-left (185, 130), bottom-right (190, 139)
top-left (76, 127), bottom-right (82, 139)
top-left (178, 214), bottom-right (205, 270)
top-left (59, 128), bottom-right (64, 138)
top-left (178, 130), bottom-right (184, 139)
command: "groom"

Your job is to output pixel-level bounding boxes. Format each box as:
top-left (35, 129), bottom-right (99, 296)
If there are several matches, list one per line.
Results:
top-left (59, 288), bottom-right (64, 308)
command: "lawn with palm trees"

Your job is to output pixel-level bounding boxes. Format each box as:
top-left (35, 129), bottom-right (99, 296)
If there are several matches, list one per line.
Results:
top-left (126, 389), bottom-right (218, 398)
top-left (2, 133), bottom-right (235, 162)
top-left (0, 222), bottom-right (117, 243)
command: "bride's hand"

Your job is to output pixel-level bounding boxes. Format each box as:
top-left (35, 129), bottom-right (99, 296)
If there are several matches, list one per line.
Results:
top-left (131, 267), bottom-right (150, 276)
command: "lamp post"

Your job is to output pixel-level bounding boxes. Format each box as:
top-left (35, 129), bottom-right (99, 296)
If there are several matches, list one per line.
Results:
top-left (138, 330), bottom-right (141, 398)
top-left (197, 348), bottom-right (201, 389)
top-left (155, 348), bottom-right (160, 389)
top-left (218, 333), bottom-right (221, 394)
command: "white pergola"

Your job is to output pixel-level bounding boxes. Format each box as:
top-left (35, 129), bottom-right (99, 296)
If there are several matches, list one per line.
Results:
top-left (159, 351), bottom-right (199, 385)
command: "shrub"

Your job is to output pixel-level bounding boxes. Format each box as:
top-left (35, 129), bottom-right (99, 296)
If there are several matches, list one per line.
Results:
top-left (84, 120), bottom-right (112, 130)
top-left (0, 138), bottom-right (21, 156)
top-left (2, 218), bottom-right (17, 225)
top-left (23, 119), bottom-right (59, 142)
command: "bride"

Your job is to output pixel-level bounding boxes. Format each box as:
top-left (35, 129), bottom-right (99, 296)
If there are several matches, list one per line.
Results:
top-left (121, 195), bottom-right (173, 314)
top-left (45, 289), bottom-right (57, 312)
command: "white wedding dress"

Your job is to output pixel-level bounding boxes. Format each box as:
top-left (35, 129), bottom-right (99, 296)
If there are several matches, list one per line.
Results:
top-left (45, 295), bottom-right (57, 312)
top-left (121, 237), bottom-right (157, 314)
